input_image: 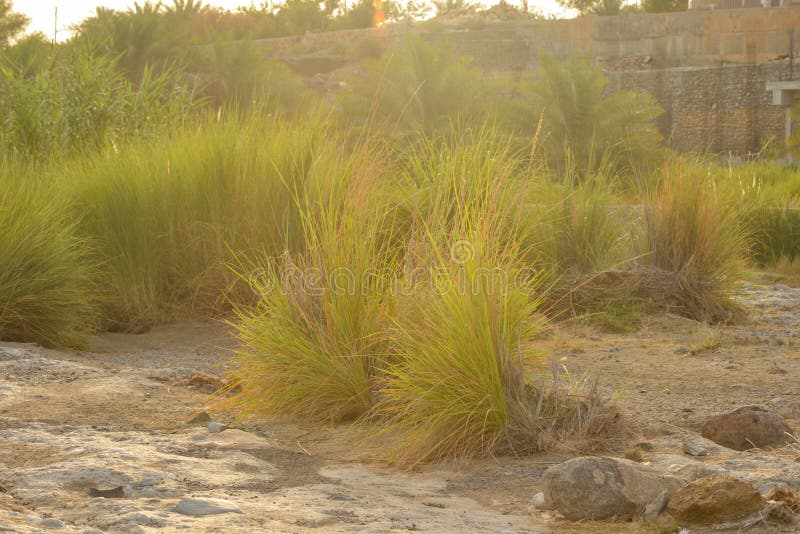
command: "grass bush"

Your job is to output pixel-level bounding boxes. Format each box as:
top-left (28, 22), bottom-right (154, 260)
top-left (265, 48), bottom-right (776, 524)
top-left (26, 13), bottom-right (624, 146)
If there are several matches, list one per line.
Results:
top-left (370, 129), bottom-right (550, 463)
top-left (223, 144), bottom-right (399, 422)
top-left (523, 180), bottom-right (629, 277)
top-left (711, 161), bottom-right (800, 265)
top-left (63, 108), bottom-right (334, 331)
top-left (0, 169), bottom-right (97, 348)
top-left (638, 160), bottom-right (749, 322)
top-left (374, 232), bottom-right (546, 464)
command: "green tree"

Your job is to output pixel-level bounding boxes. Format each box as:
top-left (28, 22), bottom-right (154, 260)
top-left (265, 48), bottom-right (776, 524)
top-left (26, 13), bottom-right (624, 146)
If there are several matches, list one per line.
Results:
top-left (642, 0), bottom-right (688, 12)
top-left (338, 34), bottom-right (485, 139)
top-left (0, 0), bottom-right (28, 47)
top-left (498, 52), bottom-right (663, 175)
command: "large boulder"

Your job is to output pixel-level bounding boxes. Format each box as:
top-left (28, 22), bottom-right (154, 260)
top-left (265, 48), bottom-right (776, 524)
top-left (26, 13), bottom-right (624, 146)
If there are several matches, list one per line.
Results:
top-left (542, 457), bottom-right (684, 520)
top-left (701, 406), bottom-right (793, 451)
top-left (667, 474), bottom-right (763, 525)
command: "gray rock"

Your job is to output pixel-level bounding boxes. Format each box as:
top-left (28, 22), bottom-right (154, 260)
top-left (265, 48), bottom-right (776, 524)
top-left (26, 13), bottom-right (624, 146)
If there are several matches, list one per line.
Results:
top-left (40, 518), bottom-right (65, 528)
top-left (542, 457), bottom-right (684, 520)
top-left (120, 511), bottom-right (164, 527)
top-left (175, 497), bottom-right (243, 516)
top-left (643, 489), bottom-right (670, 521)
top-left (207, 422), bottom-right (228, 433)
top-left (683, 438), bottom-right (708, 457)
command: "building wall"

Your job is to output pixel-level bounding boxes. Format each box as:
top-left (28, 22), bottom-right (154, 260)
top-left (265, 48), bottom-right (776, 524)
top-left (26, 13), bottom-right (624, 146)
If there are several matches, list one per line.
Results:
top-left (438, 8), bottom-right (800, 154)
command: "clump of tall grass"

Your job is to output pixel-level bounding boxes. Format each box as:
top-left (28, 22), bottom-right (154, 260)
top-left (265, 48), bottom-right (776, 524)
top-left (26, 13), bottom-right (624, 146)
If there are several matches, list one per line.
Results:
top-left (222, 144), bottom-right (399, 422)
top-left (370, 129), bottom-right (551, 463)
top-left (638, 161), bottom-right (749, 322)
top-left (523, 180), bottom-right (628, 277)
top-left (712, 161), bottom-right (800, 265)
top-left (63, 108), bottom-right (333, 332)
top-left (373, 231), bottom-right (546, 464)
top-left (0, 169), bottom-right (97, 348)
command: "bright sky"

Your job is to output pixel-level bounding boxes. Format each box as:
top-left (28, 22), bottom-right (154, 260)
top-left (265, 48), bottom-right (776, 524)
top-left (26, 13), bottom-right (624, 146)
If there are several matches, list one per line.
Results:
top-left (15, 1), bottom-right (571, 41)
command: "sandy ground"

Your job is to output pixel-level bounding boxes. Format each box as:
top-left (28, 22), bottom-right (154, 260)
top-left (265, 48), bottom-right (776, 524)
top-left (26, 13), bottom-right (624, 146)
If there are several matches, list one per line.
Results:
top-left (0, 278), bottom-right (798, 533)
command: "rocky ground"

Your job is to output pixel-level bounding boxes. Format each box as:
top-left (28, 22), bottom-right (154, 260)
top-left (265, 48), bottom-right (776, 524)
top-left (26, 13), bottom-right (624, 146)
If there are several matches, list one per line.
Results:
top-left (0, 279), bottom-right (798, 533)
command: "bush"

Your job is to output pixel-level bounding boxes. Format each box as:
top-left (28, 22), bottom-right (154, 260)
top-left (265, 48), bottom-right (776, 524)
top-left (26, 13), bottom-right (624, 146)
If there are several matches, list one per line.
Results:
top-left (223, 143), bottom-right (398, 422)
top-left (0, 170), bottom-right (97, 348)
top-left (63, 109), bottom-right (333, 331)
top-left (638, 160), bottom-right (749, 322)
top-left (0, 47), bottom-right (197, 160)
top-left (370, 128), bottom-right (548, 463)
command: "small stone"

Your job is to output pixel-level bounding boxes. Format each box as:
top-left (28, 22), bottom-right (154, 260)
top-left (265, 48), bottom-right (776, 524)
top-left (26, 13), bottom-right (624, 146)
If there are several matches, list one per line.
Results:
top-left (674, 347), bottom-right (689, 355)
top-left (207, 422), bottom-right (228, 433)
top-left (774, 284), bottom-right (792, 292)
top-left (667, 475), bottom-right (763, 525)
top-left (40, 518), bottom-right (64, 529)
top-left (532, 492), bottom-right (550, 509)
top-left (682, 438), bottom-right (708, 457)
top-left (701, 406), bottom-right (794, 450)
top-left (88, 486), bottom-right (125, 498)
top-left (175, 497), bottom-right (243, 516)
top-left (643, 489), bottom-right (669, 521)
top-left (185, 411), bottom-right (212, 424)
top-left (202, 429), bottom-right (273, 450)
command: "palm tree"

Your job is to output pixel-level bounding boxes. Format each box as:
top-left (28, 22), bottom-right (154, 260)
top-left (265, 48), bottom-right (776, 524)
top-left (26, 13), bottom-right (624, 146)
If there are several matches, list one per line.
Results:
top-left (503, 52), bottom-right (663, 175)
top-left (339, 34), bottom-right (485, 139)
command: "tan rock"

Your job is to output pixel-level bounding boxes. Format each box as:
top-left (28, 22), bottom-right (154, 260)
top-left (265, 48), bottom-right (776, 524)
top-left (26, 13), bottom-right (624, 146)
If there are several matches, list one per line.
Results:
top-left (701, 406), bottom-right (793, 451)
top-left (202, 429), bottom-right (273, 451)
top-left (667, 474), bottom-right (763, 525)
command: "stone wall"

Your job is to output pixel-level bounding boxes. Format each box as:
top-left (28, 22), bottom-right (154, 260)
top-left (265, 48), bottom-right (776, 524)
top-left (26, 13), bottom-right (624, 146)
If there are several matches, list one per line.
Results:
top-left (607, 62), bottom-right (798, 154)
top-left (437, 8), bottom-right (800, 154)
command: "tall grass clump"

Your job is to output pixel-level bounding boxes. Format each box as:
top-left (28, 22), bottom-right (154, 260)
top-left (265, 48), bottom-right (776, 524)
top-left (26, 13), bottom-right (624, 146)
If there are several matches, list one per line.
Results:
top-left (639, 161), bottom-right (749, 322)
top-left (0, 170), bottom-right (97, 348)
top-left (222, 143), bottom-right (399, 422)
top-left (523, 180), bottom-right (628, 277)
top-left (712, 161), bottom-right (800, 265)
top-left (63, 108), bottom-right (335, 331)
top-left (371, 129), bottom-right (550, 463)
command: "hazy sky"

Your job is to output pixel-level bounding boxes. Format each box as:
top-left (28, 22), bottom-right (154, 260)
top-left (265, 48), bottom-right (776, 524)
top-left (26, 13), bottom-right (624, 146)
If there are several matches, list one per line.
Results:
top-left (16, 1), bottom-right (570, 41)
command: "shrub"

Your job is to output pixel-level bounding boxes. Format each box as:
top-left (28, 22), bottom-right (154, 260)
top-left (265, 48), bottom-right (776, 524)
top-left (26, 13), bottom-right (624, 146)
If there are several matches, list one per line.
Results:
top-left (64, 109), bottom-right (333, 331)
top-left (0, 170), bottom-right (97, 348)
top-left (371, 129), bottom-right (548, 463)
top-left (638, 160), bottom-right (749, 322)
top-left (0, 47), bottom-right (197, 160)
top-left (223, 143), bottom-right (399, 422)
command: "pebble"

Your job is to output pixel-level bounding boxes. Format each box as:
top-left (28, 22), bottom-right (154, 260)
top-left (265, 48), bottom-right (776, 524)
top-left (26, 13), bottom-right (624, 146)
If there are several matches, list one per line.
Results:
top-left (208, 422), bottom-right (228, 433)
top-left (683, 438), bottom-right (708, 457)
top-left (40, 518), bottom-right (65, 528)
top-left (175, 497), bottom-right (243, 516)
